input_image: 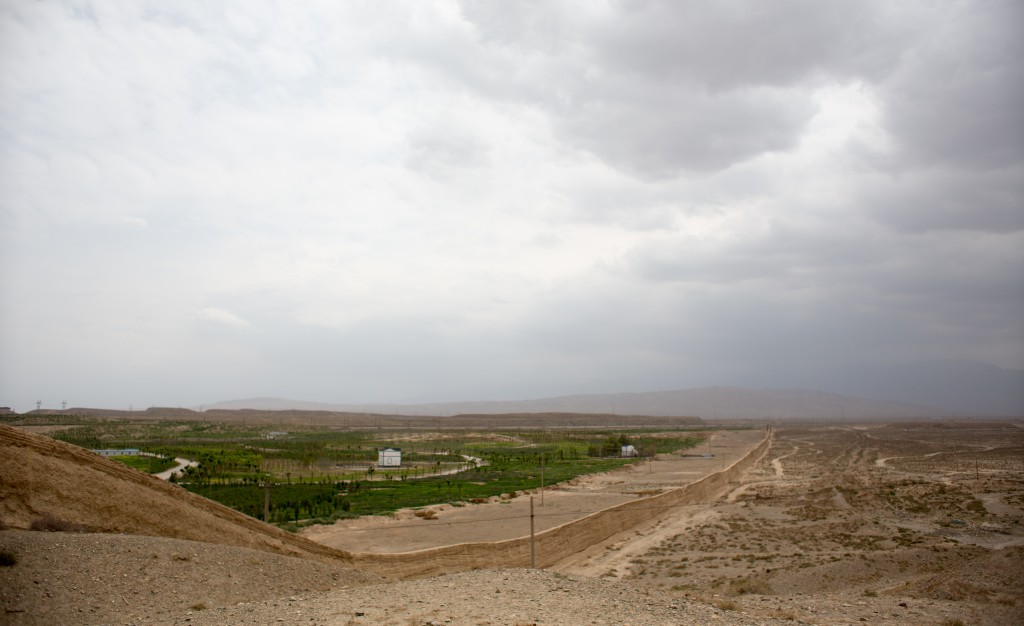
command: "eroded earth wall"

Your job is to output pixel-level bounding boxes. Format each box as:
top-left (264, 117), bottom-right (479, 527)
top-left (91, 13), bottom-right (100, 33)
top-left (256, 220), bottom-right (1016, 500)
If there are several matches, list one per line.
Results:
top-left (1, 424), bottom-right (768, 580)
top-left (350, 430), bottom-right (772, 578)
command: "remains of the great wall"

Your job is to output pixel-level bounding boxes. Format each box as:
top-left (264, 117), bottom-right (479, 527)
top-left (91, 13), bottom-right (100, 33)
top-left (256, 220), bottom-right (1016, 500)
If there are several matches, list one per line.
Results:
top-left (0, 424), bottom-right (770, 579)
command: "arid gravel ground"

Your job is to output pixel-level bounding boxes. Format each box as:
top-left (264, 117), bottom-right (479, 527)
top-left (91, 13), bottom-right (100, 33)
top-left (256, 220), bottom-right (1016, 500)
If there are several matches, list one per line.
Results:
top-left (145, 568), bottom-right (796, 626)
top-left (0, 530), bottom-right (383, 625)
top-left (0, 531), bottom-right (797, 626)
top-left (2, 421), bottom-right (1022, 625)
top-left (554, 422), bottom-right (1024, 626)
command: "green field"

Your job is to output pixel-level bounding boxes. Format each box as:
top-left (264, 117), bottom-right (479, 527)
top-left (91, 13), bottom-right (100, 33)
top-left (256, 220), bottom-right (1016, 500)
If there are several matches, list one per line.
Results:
top-left (15, 415), bottom-right (709, 530)
top-left (110, 454), bottom-right (178, 474)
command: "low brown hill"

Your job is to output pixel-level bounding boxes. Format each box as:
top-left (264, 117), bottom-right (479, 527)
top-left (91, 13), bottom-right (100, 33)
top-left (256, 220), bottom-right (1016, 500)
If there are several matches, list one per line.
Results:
top-left (0, 424), bottom-right (354, 565)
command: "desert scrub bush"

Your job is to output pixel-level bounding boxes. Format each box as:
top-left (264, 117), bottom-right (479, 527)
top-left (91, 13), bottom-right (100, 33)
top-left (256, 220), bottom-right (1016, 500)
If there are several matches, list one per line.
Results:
top-left (715, 599), bottom-right (739, 611)
top-left (0, 550), bottom-right (16, 567)
top-left (863, 589), bottom-right (878, 597)
top-left (966, 498), bottom-right (987, 515)
top-left (729, 576), bottom-right (773, 595)
top-left (414, 509), bottom-right (438, 520)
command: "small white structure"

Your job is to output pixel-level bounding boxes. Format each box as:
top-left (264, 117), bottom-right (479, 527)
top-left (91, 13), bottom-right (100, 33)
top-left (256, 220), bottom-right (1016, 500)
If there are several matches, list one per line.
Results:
top-left (378, 447), bottom-right (402, 467)
top-left (621, 444), bottom-right (638, 458)
top-left (93, 448), bottom-right (140, 457)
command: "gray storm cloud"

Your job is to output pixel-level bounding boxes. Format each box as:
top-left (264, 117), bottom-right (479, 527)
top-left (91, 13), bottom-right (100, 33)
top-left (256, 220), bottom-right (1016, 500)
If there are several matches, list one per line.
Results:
top-left (0, 0), bottom-right (1020, 414)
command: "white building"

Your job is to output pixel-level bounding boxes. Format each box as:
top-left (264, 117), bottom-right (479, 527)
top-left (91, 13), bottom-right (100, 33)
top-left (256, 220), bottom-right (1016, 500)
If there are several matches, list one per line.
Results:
top-left (93, 448), bottom-right (140, 456)
top-left (621, 444), bottom-right (638, 458)
top-left (378, 447), bottom-right (402, 467)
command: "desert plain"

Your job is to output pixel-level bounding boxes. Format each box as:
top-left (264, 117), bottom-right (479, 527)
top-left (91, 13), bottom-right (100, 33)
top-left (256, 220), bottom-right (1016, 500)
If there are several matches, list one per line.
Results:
top-left (1, 419), bottom-right (1022, 625)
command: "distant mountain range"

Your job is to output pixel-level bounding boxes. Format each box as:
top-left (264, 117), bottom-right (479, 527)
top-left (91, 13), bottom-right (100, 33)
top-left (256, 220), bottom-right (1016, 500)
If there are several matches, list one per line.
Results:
top-left (811, 360), bottom-right (1024, 416)
top-left (204, 387), bottom-right (956, 420)
top-left (200, 360), bottom-right (1021, 420)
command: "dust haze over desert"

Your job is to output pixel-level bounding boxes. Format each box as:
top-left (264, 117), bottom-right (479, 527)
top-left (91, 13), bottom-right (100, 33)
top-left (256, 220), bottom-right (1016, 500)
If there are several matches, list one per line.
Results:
top-left (1, 1), bottom-right (1024, 625)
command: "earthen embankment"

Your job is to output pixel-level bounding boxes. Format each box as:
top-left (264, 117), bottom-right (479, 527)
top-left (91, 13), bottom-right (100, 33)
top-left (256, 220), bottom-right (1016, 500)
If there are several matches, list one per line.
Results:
top-left (347, 430), bottom-right (771, 578)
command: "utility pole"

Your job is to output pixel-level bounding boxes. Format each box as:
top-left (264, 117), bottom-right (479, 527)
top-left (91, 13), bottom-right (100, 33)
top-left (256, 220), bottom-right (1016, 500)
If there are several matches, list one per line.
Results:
top-left (540, 452), bottom-right (545, 506)
top-left (530, 496), bottom-right (536, 568)
top-left (264, 481), bottom-right (271, 522)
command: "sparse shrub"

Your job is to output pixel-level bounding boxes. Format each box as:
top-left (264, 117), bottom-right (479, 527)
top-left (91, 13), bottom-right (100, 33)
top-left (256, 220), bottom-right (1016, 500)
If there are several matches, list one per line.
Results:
top-left (966, 499), bottom-right (987, 514)
top-left (189, 602), bottom-right (207, 611)
top-left (729, 576), bottom-right (773, 595)
top-left (0, 550), bottom-right (17, 566)
top-left (863, 589), bottom-right (878, 597)
top-left (414, 509), bottom-right (438, 520)
top-left (715, 599), bottom-right (739, 611)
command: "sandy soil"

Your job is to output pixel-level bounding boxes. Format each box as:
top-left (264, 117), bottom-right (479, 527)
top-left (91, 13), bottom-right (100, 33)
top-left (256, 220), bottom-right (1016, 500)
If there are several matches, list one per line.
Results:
top-left (0, 530), bottom-right (383, 626)
top-left (0, 531), bottom-right (789, 626)
top-left (301, 429), bottom-right (765, 553)
top-left (0, 424), bottom-right (354, 565)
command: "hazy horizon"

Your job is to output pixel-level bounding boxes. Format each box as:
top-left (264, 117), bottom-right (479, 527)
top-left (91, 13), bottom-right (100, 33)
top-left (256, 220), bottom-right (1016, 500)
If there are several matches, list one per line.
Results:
top-left (2, 2), bottom-right (1022, 414)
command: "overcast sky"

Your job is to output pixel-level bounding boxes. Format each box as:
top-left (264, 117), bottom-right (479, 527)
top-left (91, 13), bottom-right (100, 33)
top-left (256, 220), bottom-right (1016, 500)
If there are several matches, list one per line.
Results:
top-left (1, 1), bottom-right (1022, 412)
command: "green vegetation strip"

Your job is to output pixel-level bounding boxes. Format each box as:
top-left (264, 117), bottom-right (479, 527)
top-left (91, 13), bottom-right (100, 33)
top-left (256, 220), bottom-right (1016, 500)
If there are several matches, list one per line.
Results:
top-left (42, 418), bottom-right (704, 530)
top-left (110, 455), bottom-right (178, 474)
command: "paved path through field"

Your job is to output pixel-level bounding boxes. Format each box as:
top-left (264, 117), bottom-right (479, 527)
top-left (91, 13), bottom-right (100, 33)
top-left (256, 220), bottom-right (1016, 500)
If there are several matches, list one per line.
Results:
top-left (154, 457), bottom-right (198, 480)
